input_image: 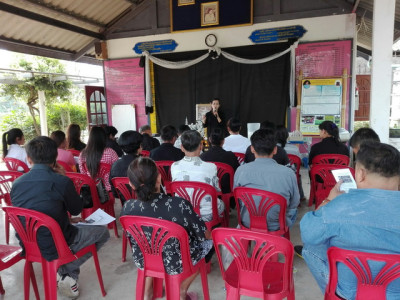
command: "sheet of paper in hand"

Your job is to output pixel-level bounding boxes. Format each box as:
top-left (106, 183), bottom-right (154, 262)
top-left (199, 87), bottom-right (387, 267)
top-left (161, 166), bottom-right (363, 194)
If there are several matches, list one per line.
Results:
top-left (331, 168), bottom-right (357, 193)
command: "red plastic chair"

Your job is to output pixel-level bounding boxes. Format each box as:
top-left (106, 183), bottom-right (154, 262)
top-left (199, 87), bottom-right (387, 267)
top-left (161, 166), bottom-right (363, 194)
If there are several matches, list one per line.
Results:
top-left (233, 187), bottom-right (290, 239)
top-left (111, 177), bottom-right (137, 262)
top-left (3, 206), bottom-right (106, 300)
top-left (233, 152), bottom-right (245, 165)
top-left (214, 162), bottom-right (235, 226)
top-left (170, 181), bottom-right (223, 230)
top-left (0, 244), bottom-right (39, 298)
top-left (212, 228), bottom-right (294, 300)
top-left (3, 157), bottom-right (30, 173)
top-left (56, 160), bottom-right (74, 172)
top-left (312, 154), bottom-right (349, 166)
top-left (155, 160), bottom-right (174, 195)
top-left (326, 247), bottom-right (400, 300)
top-left (287, 154), bottom-right (301, 184)
top-left (141, 150), bottom-right (150, 157)
top-left (120, 216), bottom-right (210, 300)
top-left (65, 172), bottom-right (119, 238)
top-left (309, 165), bottom-right (355, 208)
top-left (0, 170), bottom-right (23, 244)
top-left (66, 149), bottom-right (80, 157)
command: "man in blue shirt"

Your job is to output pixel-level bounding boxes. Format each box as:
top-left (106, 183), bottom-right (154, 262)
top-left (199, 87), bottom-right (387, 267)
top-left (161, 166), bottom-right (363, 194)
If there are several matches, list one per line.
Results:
top-left (300, 142), bottom-right (400, 299)
top-left (234, 128), bottom-right (299, 231)
top-left (11, 136), bottom-right (110, 298)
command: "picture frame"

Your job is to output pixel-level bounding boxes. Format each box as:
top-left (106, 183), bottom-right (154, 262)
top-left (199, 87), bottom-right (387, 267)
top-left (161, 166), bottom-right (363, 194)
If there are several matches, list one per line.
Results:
top-left (178, 0), bottom-right (195, 6)
top-left (201, 2), bottom-right (219, 27)
top-left (196, 104), bottom-right (211, 121)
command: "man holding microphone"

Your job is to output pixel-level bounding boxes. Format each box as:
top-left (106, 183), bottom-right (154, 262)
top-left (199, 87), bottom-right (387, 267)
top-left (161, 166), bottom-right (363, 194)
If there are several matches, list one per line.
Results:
top-left (202, 98), bottom-right (226, 138)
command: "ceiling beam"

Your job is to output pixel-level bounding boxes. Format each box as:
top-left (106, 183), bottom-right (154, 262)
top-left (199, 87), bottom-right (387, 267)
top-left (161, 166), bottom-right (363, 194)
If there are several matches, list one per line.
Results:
top-left (356, 7), bottom-right (400, 33)
top-left (72, 39), bottom-right (99, 61)
top-left (106, 27), bottom-right (170, 40)
top-left (0, 2), bottom-right (103, 39)
top-left (321, 0), bottom-right (353, 11)
top-left (0, 36), bottom-right (102, 65)
top-left (20, 0), bottom-right (105, 28)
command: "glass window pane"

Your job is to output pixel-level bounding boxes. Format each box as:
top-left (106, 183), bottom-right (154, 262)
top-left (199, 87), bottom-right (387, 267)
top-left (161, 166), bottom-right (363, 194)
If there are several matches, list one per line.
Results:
top-left (102, 102), bottom-right (107, 112)
top-left (100, 93), bottom-right (106, 102)
top-left (96, 102), bottom-right (102, 112)
top-left (91, 114), bottom-right (97, 124)
top-left (102, 114), bottom-right (108, 124)
top-left (90, 103), bottom-right (96, 112)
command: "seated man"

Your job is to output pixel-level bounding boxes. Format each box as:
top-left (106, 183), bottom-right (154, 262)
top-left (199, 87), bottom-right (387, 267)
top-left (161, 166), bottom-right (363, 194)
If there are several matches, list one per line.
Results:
top-left (174, 124), bottom-right (190, 149)
top-left (150, 125), bottom-right (184, 161)
top-left (200, 128), bottom-right (239, 194)
top-left (349, 127), bottom-right (380, 154)
top-left (300, 142), bottom-right (400, 299)
top-left (11, 136), bottom-right (110, 298)
top-left (234, 128), bottom-right (299, 231)
top-left (171, 130), bottom-right (225, 222)
top-left (139, 125), bottom-right (160, 151)
top-left (222, 118), bottom-right (251, 154)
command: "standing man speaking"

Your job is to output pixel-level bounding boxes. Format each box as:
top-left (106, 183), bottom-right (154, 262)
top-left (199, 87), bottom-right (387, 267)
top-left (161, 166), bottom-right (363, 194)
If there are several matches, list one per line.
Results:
top-left (202, 98), bottom-right (226, 138)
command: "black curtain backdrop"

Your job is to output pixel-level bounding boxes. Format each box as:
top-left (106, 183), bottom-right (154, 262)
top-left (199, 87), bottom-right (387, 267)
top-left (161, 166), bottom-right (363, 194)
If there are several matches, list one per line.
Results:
top-left (154, 42), bottom-right (292, 136)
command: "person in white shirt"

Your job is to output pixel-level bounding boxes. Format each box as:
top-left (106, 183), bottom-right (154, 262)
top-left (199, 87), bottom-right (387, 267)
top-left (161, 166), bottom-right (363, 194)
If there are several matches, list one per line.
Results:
top-left (174, 124), bottom-right (190, 149)
top-left (2, 128), bottom-right (30, 167)
top-left (171, 130), bottom-right (225, 222)
top-left (223, 118), bottom-right (251, 154)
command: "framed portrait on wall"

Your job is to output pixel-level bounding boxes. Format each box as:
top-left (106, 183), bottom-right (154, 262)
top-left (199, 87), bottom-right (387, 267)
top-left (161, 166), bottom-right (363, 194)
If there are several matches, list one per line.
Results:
top-left (201, 2), bottom-right (219, 26)
top-left (178, 0), bottom-right (195, 6)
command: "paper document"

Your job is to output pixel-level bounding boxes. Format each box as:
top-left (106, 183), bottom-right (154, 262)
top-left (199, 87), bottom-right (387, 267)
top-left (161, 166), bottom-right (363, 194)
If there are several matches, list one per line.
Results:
top-left (78, 209), bottom-right (115, 226)
top-left (331, 168), bottom-right (357, 193)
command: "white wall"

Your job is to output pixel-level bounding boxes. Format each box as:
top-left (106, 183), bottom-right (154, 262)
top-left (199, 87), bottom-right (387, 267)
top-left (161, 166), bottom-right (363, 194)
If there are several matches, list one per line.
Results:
top-left (107, 14), bottom-right (356, 59)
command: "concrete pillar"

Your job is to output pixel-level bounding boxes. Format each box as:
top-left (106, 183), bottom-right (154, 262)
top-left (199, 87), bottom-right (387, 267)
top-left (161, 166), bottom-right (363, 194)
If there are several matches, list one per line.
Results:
top-left (38, 90), bottom-right (48, 136)
top-left (370, 0), bottom-right (396, 143)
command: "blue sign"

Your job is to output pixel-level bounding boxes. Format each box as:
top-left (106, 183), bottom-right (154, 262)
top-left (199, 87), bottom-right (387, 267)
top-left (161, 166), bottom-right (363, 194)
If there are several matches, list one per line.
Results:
top-left (133, 39), bottom-right (178, 54)
top-left (249, 25), bottom-right (307, 44)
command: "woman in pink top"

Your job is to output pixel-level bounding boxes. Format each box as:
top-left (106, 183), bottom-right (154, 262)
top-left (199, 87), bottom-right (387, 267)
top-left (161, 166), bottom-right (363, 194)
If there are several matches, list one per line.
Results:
top-left (50, 130), bottom-right (76, 170)
top-left (78, 126), bottom-right (118, 191)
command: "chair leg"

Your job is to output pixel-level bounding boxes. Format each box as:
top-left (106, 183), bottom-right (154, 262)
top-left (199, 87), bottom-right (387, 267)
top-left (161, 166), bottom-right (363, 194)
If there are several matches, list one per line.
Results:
top-left (200, 263), bottom-right (211, 300)
top-left (112, 220), bottom-right (119, 238)
top-left (5, 217), bottom-right (10, 245)
top-left (122, 233), bottom-right (128, 262)
top-left (0, 275), bottom-right (5, 295)
top-left (41, 261), bottom-right (58, 300)
top-left (164, 276), bottom-right (181, 300)
top-left (153, 278), bottom-right (163, 299)
top-left (135, 270), bottom-right (146, 300)
top-left (91, 247), bottom-right (107, 296)
top-left (24, 262), bottom-right (32, 300)
top-left (28, 263), bottom-right (40, 300)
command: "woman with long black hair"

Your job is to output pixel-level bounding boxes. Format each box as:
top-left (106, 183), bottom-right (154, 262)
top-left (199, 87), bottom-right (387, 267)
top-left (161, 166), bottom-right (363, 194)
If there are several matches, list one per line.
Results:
top-left (78, 126), bottom-right (118, 191)
top-left (308, 121), bottom-right (349, 165)
top-left (2, 128), bottom-right (30, 167)
top-left (66, 124), bottom-right (86, 151)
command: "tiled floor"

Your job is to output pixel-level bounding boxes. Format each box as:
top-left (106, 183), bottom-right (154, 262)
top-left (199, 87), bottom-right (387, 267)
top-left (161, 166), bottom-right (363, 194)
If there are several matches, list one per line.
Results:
top-left (0, 165), bottom-right (323, 299)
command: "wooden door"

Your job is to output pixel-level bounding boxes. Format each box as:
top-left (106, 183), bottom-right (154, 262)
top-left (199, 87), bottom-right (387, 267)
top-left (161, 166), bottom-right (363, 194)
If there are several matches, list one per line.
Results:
top-left (85, 86), bottom-right (107, 129)
top-left (355, 75), bottom-right (371, 121)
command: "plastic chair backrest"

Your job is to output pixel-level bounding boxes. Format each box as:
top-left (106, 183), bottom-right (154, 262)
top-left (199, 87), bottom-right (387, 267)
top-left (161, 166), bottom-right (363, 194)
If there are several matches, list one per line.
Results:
top-left (141, 150), bottom-right (150, 157)
top-left (326, 247), bottom-right (400, 300)
top-left (65, 172), bottom-right (101, 210)
top-left (287, 154), bottom-right (301, 182)
top-left (111, 177), bottom-right (137, 201)
top-left (0, 170), bottom-right (22, 206)
top-left (3, 157), bottom-right (30, 173)
top-left (312, 154), bottom-right (349, 166)
top-left (212, 228), bottom-right (294, 298)
top-left (233, 187), bottom-right (288, 237)
top-left (155, 161), bottom-right (174, 194)
top-left (3, 206), bottom-right (78, 265)
top-left (310, 165), bottom-right (355, 209)
top-left (214, 162), bottom-right (234, 194)
top-left (81, 162), bottom-right (112, 190)
top-left (120, 216), bottom-right (194, 276)
top-left (57, 160), bottom-right (74, 172)
top-left (170, 181), bottom-right (221, 229)
top-left (233, 152), bottom-right (245, 165)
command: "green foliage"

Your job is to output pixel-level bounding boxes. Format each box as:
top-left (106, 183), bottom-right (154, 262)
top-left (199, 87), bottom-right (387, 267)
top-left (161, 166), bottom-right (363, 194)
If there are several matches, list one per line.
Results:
top-left (354, 121), bottom-right (370, 132)
top-left (47, 102), bottom-right (87, 133)
top-left (0, 108), bottom-right (38, 141)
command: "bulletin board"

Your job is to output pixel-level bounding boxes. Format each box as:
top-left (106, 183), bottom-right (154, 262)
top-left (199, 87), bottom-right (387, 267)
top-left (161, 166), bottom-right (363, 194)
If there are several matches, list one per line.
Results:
top-left (300, 78), bottom-right (343, 135)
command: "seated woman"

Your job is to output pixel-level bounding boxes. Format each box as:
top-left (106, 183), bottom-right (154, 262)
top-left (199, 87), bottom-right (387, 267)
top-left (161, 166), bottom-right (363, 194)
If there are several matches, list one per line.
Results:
top-left (78, 126), bottom-right (118, 191)
top-left (50, 130), bottom-right (76, 171)
top-left (66, 124), bottom-right (86, 151)
top-left (2, 128), bottom-right (30, 168)
top-left (121, 157), bottom-right (213, 300)
top-left (109, 130), bottom-right (143, 202)
top-left (308, 120), bottom-right (349, 166)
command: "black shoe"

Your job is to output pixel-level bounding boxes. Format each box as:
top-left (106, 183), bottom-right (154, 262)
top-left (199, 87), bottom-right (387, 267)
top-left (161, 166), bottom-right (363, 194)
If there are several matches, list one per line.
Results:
top-left (294, 245), bottom-right (304, 259)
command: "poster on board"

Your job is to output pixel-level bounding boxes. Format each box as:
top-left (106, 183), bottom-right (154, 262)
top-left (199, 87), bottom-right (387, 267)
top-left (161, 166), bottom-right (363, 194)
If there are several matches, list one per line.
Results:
top-left (300, 78), bottom-right (342, 135)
